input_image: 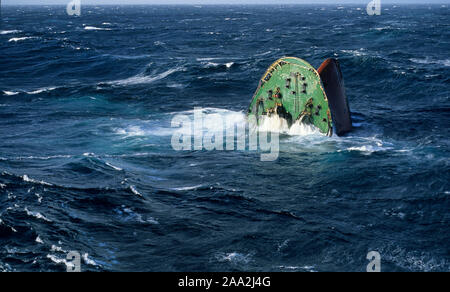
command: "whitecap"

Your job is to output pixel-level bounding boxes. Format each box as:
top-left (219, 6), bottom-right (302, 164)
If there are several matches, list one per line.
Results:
top-left (171, 185), bottom-right (204, 191)
top-left (410, 58), bottom-right (450, 67)
top-left (129, 185), bottom-right (142, 197)
top-left (204, 62), bottom-right (234, 69)
top-left (277, 265), bottom-right (316, 272)
top-left (84, 26), bottom-right (111, 31)
top-left (345, 145), bottom-right (389, 154)
top-left (255, 51), bottom-right (272, 57)
top-left (22, 174), bottom-right (53, 186)
top-left (24, 207), bottom-right (52, 222)
top-left (82, 253), bottom-right (99, 266)
top-left (3, 91), bottom-right (19, 96)
top-left (105, 162), bottom-right (123, 171)
top-left (46, 254), bottom-right (76, 270)
top-left (0, 183), bottom-right (6, 189)
top-left (26, 87), bottom-right (57, 95)
top-left (217, 252), bottom-right (252, 265)
top-left (196, 57), bottom-right (221, 62)
top-left (106, 67), bottom-right (184, 86)
top-left (8, 37), bottom-right (38, 42)
top-left (14, 155), bottom-right (72, 160)
top-left (51, 245), bottom-right (66, 253)
top-left (36, 236), bottom-right (44, 244)
top-left (0, 30), bottom-right (21, 35)
top-left (341, 49), bottom-right (367, 57)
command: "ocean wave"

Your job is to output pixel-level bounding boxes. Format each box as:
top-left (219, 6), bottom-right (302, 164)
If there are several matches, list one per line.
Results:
top-left (341, 49), bottom-right (368, 57)
top-left (22, 175), bottom-right (53, 186)
top-left (171, 184), bottom-right (204, 191)
top-left (0, 30), bottom-right (21, 35)
top-left (36, 236), bottom-right (44, 244)
top-left (105, 162), bottom-right (123, 171)
top-left (410, 58), bottom-right (450, 67)
top-left (129, 185), bottom-right (142, 197)
top-left (115, 206), bottom-right (159, 225)
top-left (46, 254), bottom-right (75, 270)
top-left (24, 207), bottom-right (52, 222)
top-left (8, 37), bottom-right (39, 42)
top-left (217, 252), bottom-right (252, 265)
top-left (84, 26), bottom-right (111, 31)
top-left (344, 145), bottom-right (387, 154)
top-left (2, 87), bottom-right (57, 96)
top-left (277, 265), bottom-right (316, 272)
top-left (7, 155), bottom-right (72, 161)
top-left (105, 67), bottom-right (184, 86)
top-left (26, 87), bottom-right (57, 95)
top-left (204, 62), bottom-right (234, 69)
top-left (380, 245), bottom-right (450, 272)
top-left (2, 91), bottom-right (19, 96)
top-left (256, 115), bottom-right (322, 137)
top-left (82, 253), bottom-right (100, 266)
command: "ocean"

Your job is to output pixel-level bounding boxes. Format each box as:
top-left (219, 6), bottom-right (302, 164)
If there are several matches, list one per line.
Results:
top-left (0, 4), bottom-right (449, 272)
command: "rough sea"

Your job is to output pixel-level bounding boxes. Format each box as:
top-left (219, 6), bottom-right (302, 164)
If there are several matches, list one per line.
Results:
top-left (0, 4), bottom-right (449, 272)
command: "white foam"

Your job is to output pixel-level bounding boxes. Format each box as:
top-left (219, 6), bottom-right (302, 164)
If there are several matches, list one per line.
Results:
top-left (344, 144), bottom-right (391, 154)
top-left (172, 184), bottom-right (204, 191)
top-left (218, 252), bottom-right (252, 264)
top-left (36, 236), bottom-right (44, 244)
top-left (36, 193), bottom-right (43, 204)
top-left (24, 207), bottom-right (52, 222)
top-left (12, 155), bottom-right (72, 160)
top-left (8, 37), bottom-right (38, 42)
top-left (23, 174), bottom-right (53, 186)
top-left (105, 162), bottom-right (122, 171)
top-left (115, 108), bottom-right (246, 139)
top-left (3, 91), bottom-right (19, 96)
top-left (204, 62), bottom-right (234, 68)
top-left (0, 183), bottom-right (6, 189)
top-left (26, 87), bottom-right (57, 95)
top-left (341, 49), bottom-right (367, 57)
top-left (51, 245), bottom-right (66, 253)
top-left (0, 30), bottom-right (21, 35)
top-left (410, 58), bottom-right (450, 67)
top-left (255, 51), bottom-right (272, 57)
top-left (196, 57), bottom-right (221, 61)
top-left (225, 62), bottom-right (234, 68)
top-left (277, 265), bottom-right (316, 272)
top-left (46, 254), bottom-right (75, 270)
top-left (115, 126), bottom-right (148, 137)
top-left (84, 26), bottom-right (111, 31)
top-left (256, 115), bottom-right (321, 137)
top-left (107, 67), bottom-right (184, 86)
top-left (82, 253), bottom-right (99, 266)
top-left (130, 185), bottom-right (142, 197)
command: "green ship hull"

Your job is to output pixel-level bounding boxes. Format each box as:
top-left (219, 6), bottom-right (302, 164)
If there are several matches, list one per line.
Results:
top-left (248, 57), bottom-right (352, 137)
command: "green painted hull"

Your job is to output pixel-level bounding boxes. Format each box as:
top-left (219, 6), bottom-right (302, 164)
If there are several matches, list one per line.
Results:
top-left (248, 57), bottom-right (333, 136)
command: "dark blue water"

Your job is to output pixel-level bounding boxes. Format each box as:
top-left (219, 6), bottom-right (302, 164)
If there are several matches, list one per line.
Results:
top-left (0, 4), bottom-right (449, 272)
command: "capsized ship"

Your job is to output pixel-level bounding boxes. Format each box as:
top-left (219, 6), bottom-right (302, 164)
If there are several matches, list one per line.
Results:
top-left (248, 57), bottom-right (352, 136)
